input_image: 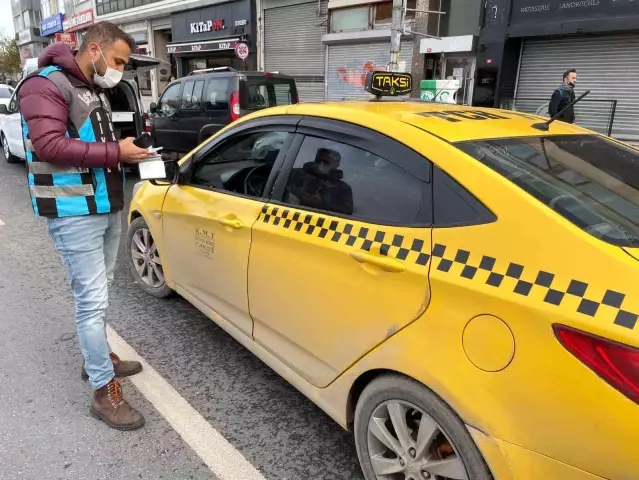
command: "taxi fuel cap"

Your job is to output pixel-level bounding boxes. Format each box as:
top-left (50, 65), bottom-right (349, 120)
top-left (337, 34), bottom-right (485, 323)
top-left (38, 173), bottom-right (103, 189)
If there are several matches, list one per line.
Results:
top-left (365, 71), bottom-right (412, 97)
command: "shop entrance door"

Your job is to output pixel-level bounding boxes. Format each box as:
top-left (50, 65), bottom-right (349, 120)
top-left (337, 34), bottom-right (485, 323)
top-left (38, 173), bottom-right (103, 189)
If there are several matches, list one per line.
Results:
top-left (443, 56), bottom-right (475, 105)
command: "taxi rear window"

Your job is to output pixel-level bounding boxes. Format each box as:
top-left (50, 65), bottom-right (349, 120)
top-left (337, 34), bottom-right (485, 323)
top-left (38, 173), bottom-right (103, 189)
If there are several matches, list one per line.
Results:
top-left (455, 134), bottom-right (639, 248)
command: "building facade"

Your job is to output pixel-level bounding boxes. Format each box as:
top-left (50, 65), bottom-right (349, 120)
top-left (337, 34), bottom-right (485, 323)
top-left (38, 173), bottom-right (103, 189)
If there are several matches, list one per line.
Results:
top-left (12, 0), bottom-right (48, 64)
top-left (261, 0), bottom-right (419, 101)
top-left (475, 0), bottom-right (639, 141)
top-left (417, 0), bottom-right (482, 105)
top-left (96, 0), bottom-right (257, 107)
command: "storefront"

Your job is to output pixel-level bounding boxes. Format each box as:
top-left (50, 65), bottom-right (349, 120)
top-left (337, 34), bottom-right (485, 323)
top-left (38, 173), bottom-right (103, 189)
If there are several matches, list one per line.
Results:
top-left (39, 13), bottom-right (65, 42)
top-left (325, 37), bottom-right (413, 100)
top-left (262, 0), bottom-right (327, 102)
top-left (17, 28), bottom-right (48, 64)
top-left (419, 35), bottom-right (476, 105)
top-left (62, 9), bottom-right (95, 45)
top-left (167, 0), bottom-right (257, 77)
top-left (475, 0), bottom-right (639, 141)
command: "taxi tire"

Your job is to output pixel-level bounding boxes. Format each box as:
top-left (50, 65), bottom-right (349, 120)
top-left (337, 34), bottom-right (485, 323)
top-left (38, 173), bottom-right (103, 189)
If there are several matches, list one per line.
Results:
top-left (127, 216), bottom-right (173, 298)
top-left (354, 374), bottom-right (493, 480)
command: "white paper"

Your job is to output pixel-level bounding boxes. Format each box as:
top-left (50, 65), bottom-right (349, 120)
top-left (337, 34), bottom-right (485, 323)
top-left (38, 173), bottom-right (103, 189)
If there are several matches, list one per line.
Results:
top-left (138, 158), bottom-right (167, 180)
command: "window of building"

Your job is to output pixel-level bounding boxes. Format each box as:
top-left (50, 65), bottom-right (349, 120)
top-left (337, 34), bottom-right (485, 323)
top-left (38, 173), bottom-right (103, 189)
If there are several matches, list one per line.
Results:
top-left (96, 0), bottom-right (163, 15)
top-left (283, 136), bottom-right (427, 223)
top-left (374, 0), bottom-right (416, 24)
top-left (22, 11), bottom-right (31, 29)
top-left (41, 0), bottom-right (51, 19)
top-left (330, 6), bottom-right (370, 33)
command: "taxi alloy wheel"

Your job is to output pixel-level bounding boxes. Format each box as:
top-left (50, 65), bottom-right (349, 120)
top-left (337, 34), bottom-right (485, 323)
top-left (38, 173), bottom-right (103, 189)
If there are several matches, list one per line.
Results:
top-left (127, 216), bottom-right (172, 298)
top-left (354, 375), bottom-right (492, 480)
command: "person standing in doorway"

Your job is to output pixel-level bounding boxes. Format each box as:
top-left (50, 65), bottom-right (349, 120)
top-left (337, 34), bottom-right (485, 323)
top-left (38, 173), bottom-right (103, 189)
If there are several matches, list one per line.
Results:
top-left (549, 69), bottom-right (577, 124)
top-left (18, 22), bottom-right (152, 430)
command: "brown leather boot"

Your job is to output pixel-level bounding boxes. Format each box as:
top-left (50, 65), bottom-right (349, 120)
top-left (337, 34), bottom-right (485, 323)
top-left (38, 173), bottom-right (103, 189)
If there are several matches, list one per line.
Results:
top-left (81, 352), bottom-right (142, 380)
top-left (90, 379), bottom-right (145, 431)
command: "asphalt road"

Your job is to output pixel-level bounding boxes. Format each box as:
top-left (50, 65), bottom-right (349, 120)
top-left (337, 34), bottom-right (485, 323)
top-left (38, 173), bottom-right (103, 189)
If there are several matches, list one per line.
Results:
top-left (0, 156), bottom-right (364, 480)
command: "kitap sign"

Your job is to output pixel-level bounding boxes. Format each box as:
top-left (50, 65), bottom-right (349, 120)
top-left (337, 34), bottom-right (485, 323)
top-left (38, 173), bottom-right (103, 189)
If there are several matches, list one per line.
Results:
top-left (190, 19), bottom-right (225, 34)
top-left (63, 9), bottom-right (94, 33)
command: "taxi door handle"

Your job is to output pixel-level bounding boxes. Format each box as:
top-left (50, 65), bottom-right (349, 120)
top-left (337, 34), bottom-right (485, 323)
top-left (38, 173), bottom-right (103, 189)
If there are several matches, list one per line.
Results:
top-left (349, 251), bottom-right (406, 273)
top-left (216, 216), bottom-right (243, 229)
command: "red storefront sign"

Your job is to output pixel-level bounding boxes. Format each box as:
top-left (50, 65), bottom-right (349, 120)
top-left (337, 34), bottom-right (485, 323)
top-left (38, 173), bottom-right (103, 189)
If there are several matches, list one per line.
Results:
top-left (63, 9), bottom-right (94, 33)
top-left (55, 32), bottom-right (77, 46)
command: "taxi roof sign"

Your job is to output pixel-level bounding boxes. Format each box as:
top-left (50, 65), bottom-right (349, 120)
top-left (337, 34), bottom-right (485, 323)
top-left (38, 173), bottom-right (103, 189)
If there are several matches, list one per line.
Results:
top-left (365, 71), bottom-right (412, 97)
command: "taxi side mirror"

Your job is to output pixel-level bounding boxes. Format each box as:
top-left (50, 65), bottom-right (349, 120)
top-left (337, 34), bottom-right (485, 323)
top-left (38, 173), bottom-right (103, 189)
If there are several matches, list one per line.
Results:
top-left (139, 157), bottom-right (179, 185)
top-left (0, 104), bottom-right (9, 115)
top-left (149, 102), bottom-right (157, 114)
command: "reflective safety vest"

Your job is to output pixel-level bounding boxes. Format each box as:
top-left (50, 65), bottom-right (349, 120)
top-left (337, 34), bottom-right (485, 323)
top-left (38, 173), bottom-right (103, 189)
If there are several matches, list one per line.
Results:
top-left (18, 65), bottom-right (124, 218)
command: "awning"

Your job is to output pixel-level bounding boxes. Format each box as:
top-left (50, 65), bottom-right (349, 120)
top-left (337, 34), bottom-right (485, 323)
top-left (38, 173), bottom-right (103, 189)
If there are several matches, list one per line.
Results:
top-left (167, 38), bottom-right (241, 55)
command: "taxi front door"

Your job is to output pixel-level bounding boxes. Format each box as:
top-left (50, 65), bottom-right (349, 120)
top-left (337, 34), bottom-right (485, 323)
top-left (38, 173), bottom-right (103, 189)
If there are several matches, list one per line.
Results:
top-left (161, 185), bottom-right (262, 336)
top-left (248, 125), bottom-right (433, 388)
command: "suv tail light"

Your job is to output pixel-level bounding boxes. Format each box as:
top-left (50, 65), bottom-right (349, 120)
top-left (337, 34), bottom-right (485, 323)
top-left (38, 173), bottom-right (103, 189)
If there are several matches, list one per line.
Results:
top-left (230, 91), bottom-right (240, 121)
top-left (554, 324), bottom-right (639, 405)
top-left (143, 113), bottom-right (151, 133)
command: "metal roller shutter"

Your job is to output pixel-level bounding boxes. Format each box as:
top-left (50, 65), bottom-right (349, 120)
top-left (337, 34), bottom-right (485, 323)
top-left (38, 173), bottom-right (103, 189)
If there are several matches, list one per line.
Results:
top-left (515, 35), bottom-right (639, 141)
top-left (264, 1), bottom-right (326, 102)
top-left (326, 40), bottom-right (413, 101)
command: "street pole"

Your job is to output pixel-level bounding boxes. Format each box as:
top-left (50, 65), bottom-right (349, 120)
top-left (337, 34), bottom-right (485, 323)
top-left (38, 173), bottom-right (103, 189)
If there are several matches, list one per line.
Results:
top-left (388, 0), bottom-right (403, 71)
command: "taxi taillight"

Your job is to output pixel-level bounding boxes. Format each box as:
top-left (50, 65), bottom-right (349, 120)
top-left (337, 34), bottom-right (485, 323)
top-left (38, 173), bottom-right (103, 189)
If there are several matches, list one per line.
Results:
top-left (554, 324), bottom-right (639, 405)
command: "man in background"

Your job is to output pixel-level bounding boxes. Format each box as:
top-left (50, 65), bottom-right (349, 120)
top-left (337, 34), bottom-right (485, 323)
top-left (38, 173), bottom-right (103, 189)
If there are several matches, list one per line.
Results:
top-left (549, 69), bottom-right (577, 124)
top-left (18, 22), bottom-right (151, 431)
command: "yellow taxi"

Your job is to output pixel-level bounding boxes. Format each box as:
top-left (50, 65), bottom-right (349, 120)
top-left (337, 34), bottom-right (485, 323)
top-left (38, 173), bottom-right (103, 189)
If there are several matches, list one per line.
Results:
top-left (128, 72), bottom-right (639, 480)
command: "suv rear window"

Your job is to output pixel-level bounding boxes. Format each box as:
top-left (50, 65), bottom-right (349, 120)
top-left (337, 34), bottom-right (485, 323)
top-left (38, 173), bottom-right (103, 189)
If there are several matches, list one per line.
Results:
top-left (240, 77), bottom-right (298, 111)
top-left (456, 134), bottom-right (639, 247)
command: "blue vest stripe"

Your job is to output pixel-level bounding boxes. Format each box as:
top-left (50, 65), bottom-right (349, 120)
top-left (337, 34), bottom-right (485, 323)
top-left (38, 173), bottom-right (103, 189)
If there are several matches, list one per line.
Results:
top-left (27, 173), bottom-right (39, 215)
top-left (55, 196), bottom-right (90, 217)
top-left (37, 66), bottom-right (61, 77)
top-left (78, 117), bottom-right (111, 213)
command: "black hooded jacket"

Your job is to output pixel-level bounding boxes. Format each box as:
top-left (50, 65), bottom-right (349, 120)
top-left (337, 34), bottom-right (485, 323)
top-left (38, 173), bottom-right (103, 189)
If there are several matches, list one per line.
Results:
top-left (549, 84), bottom-right (576, 124)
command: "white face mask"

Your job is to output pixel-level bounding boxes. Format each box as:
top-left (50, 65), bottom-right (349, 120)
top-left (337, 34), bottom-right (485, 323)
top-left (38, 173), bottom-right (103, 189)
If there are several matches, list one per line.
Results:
top-left (92, 46), bottom-right (123, 88)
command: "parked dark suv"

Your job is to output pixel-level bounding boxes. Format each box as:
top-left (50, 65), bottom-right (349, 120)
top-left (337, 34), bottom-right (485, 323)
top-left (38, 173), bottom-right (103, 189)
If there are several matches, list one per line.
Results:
top-left (150, 67), bottom-right (299, 154)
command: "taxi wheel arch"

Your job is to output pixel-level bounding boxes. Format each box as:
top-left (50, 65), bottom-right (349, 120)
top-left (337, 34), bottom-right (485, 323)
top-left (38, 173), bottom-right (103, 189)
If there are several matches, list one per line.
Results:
top-left (352, 372), bottom-right (493, 480)
top-left (127, 215), bottom-right (173, 298)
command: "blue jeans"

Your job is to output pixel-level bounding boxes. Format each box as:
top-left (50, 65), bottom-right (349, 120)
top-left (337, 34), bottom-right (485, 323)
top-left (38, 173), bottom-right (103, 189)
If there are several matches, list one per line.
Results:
top-left (46, 212), bottom-right (121, 390)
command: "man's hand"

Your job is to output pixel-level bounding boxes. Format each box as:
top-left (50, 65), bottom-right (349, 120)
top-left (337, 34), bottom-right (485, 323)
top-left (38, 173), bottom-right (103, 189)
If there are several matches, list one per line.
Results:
top-left (119, 137), bottom-right (153, 163)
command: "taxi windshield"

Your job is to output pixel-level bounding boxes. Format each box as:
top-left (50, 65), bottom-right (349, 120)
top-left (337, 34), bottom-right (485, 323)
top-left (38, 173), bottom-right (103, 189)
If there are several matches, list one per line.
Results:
top-left (456, 134), bottom-right (639, 248)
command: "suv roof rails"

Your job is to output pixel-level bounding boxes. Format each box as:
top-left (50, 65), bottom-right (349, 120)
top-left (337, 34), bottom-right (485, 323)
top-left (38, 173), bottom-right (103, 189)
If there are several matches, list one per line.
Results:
top-left (189, 67), bottom-right (236, 75)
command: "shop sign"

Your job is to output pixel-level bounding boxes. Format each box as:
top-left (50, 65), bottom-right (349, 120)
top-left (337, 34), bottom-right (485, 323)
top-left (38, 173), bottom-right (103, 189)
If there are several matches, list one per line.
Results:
top-left (55, 32), bottom-right (77, 46)
top-left (510, 0), bottom-right (639, 24)
top-left (63, 9), bottom-right (94, 33)
top-left (419, 35), bottom-right (474, 54)
top-left (167, 39), bottom-right (238, 54)
top-left (235, 42), bottom-right (249, 60)
top-left (40, 13), bottom-right (64, 36)
top-left (190, 19), bottom-right (225, 34)
top-left (17, 30), bottom-right (32, 46)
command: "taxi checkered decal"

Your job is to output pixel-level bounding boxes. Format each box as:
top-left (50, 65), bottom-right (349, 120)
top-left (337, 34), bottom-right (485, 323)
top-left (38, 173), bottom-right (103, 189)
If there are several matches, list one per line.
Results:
top-left (260, 205), bottom-right (432, 265)
top-left (260, 206), bottom-right (638, 330)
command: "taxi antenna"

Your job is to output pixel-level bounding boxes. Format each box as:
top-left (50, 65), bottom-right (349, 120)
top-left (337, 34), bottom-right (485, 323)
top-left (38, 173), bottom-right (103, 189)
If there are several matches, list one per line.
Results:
top-left (532, 90), bottom-right (590, 131)
top-left (431, 77), bottom-right (454, 102)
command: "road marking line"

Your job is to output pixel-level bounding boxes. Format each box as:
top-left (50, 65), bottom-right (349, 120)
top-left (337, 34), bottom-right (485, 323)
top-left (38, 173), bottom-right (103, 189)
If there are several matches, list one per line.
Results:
top-left (0, 218), bottom-right (5, 226)
top-left (107, 325), bottom-right (266, 480)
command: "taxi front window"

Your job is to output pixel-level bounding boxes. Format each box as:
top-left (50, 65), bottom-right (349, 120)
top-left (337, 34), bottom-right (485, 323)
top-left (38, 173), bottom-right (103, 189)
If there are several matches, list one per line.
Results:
top-left (456, 134), bottom-right (639, 248)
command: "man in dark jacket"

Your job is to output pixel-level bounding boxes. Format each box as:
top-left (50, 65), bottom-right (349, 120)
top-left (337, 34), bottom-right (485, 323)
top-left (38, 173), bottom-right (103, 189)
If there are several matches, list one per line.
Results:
top-left (18, 22), bottom-right (151, 430)
top-left (549, 69), bottom-right (577, 124)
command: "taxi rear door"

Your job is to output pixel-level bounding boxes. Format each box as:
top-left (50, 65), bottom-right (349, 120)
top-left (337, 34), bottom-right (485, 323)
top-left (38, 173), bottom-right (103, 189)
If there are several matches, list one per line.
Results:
top-left (248, 118), bottom-right (433, 387)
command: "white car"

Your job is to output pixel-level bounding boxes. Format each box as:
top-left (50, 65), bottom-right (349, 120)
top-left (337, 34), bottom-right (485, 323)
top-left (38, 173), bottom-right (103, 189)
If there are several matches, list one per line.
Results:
top-left (1, 54), bottom-right (165, 164)
top-left (0, 84), bottom-right (14, 109)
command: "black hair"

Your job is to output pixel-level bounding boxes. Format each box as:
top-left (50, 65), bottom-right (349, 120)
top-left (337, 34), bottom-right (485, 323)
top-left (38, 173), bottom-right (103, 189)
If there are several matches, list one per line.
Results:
top-left (563, 69), bottom-right (577, 80)
top-left (317, 148), bottom-right (341, 163)
top-left (79, 21), bottom-right (136, 54)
